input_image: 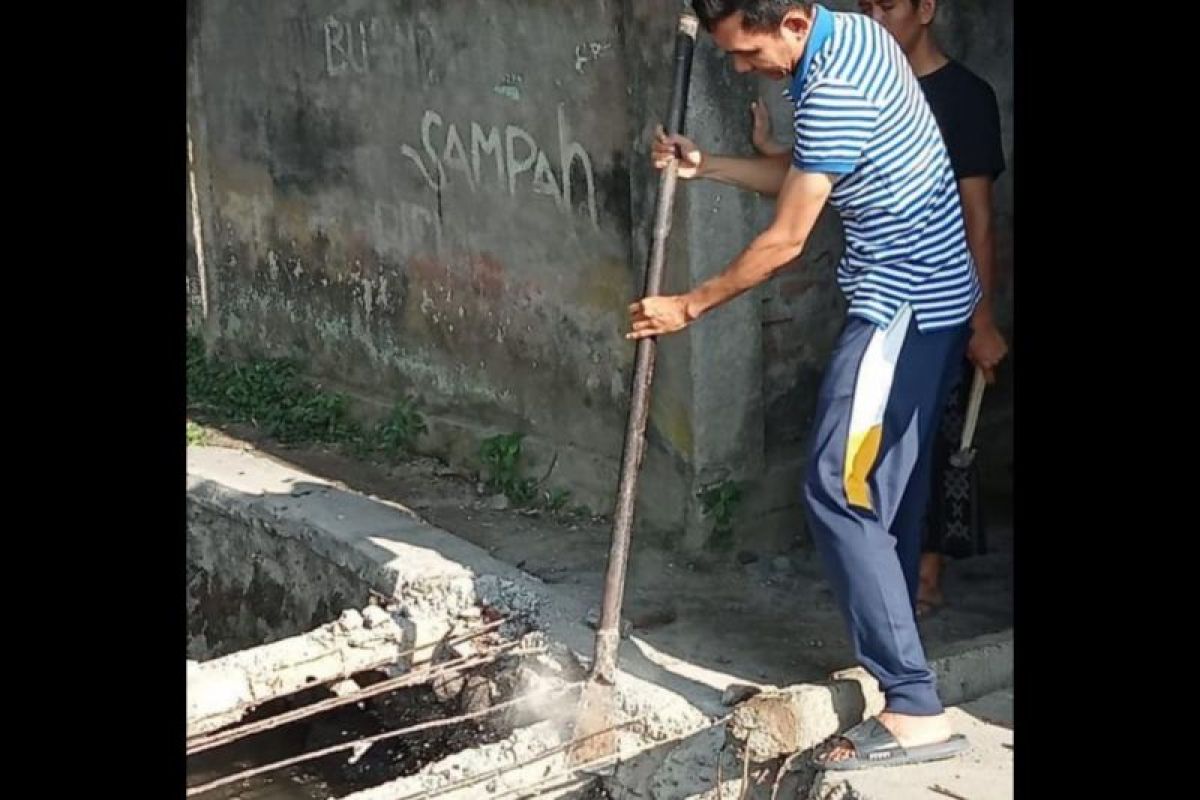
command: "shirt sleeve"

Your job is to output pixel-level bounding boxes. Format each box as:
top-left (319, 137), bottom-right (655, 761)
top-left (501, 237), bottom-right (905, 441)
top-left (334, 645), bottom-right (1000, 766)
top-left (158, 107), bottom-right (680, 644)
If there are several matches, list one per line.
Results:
top-left (792, 78), bottom-right (880, 175)
top-left (944, 78), bottom-right (1005, 181)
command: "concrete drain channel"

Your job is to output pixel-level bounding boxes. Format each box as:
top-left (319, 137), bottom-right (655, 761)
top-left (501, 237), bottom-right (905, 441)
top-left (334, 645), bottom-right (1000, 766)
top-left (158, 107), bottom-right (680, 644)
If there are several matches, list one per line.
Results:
top-left (186, 498), bottom-right (618, 799)
top-left (186, 602), bottom-right (591, 799)
top-left (187, 447), bottom-right (1012, 800)
top-left (184, 452), bottom-right (676, 800)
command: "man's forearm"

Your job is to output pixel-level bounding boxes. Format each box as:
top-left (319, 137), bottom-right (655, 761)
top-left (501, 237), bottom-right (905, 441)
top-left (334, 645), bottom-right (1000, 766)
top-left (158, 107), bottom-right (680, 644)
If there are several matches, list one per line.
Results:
top-left (623, 168), bottom-right (831, 341)
top-left (699, 153), bottom-right (791, 197)
top-left (968, 224), bottom-right (997, 327)
top-left (685, 168), bottom-right (832, 318)
top-left (684, 230), bottom-right (804, 319)
top-left (959, 177), bottom-right (1000, 329)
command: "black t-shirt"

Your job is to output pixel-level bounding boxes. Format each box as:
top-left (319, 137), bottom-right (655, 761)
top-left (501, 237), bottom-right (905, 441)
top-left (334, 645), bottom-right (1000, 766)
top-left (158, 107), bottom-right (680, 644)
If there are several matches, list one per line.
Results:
top-left (918, 60), bottom-right (1005, 181)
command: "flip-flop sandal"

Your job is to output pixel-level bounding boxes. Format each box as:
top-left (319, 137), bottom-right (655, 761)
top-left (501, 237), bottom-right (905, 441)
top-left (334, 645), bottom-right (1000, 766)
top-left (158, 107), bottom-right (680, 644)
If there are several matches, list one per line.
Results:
top-left (813, 717), bottom-right (969, 771)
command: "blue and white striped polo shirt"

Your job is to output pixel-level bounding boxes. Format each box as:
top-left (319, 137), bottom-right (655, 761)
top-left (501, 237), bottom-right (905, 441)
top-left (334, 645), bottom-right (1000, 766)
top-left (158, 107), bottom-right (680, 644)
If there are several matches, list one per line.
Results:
top-left (784, 5), bottom-right (980, 332)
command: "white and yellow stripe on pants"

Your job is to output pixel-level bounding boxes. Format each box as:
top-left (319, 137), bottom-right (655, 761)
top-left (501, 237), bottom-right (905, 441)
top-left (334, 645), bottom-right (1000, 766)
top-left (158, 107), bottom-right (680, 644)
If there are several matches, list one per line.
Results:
top-left (843, 304), bottom-right (913, 511)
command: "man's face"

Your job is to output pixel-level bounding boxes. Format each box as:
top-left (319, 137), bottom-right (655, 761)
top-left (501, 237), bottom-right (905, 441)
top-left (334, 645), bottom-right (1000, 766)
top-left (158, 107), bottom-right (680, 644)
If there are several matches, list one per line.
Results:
top-left (709, 10), bottom-right (811, 81)
top-left (857, 0), bottom-right (932, 55)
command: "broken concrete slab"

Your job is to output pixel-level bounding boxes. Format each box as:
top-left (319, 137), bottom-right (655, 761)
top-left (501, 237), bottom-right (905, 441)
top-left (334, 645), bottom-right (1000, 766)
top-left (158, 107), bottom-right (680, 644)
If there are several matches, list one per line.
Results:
top-left (187, 446), bottom-right (721, 789)
top-left (729, 680), bottom-right (877, 763)
top-left (728, 630), bottom-right (1013, 762)
top-left (187, 605), bottom-right (408, 737)
top-left (188, 447), bottom-right (725, 715)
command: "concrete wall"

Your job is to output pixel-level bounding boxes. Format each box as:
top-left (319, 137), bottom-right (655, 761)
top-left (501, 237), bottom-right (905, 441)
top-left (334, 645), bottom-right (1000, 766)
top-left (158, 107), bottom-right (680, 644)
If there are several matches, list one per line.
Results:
top-left (187, 0), bottom-right (649, 518)
top-left (187, 497), bottom-right (377, 659)
top-left (187, 0), bottom-right (1014, 552)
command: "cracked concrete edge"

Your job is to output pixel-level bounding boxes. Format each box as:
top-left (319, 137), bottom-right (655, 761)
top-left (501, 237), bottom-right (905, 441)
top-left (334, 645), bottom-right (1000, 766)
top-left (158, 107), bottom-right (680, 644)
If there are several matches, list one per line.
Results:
top-left (187, 447), bottom-right (721, 744)
top-left (187, 470), bottom-right (549, 627)
top-left (187, 610), bottom-right (409, 735)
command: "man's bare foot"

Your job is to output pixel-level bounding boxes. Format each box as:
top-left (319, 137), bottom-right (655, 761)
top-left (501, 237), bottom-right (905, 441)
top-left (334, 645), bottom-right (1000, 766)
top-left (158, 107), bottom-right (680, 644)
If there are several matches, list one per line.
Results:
top-left (819, 711), bottom-right (954, 764)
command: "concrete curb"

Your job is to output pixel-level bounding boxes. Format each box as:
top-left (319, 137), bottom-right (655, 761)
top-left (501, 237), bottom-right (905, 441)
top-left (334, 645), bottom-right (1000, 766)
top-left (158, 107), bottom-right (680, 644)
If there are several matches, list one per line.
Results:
top-left (927, 628), bottom-right (1013, 708)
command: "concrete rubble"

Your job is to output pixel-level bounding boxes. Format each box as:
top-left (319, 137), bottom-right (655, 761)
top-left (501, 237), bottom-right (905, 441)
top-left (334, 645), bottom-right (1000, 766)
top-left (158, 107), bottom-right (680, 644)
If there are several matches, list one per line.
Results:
top-left (187, 605), bottom-right (409, 738)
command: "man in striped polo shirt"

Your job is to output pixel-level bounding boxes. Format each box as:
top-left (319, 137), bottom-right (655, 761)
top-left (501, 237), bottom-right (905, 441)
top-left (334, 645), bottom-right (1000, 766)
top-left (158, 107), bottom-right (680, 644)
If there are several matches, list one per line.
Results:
top-left (628, 0), bottom-right (986, 769)
top-left (752, 1), bottom-right (1009, 619)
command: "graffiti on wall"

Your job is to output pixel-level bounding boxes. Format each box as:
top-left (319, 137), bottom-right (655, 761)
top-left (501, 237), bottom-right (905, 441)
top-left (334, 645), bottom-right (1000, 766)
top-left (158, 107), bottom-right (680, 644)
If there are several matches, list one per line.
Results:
top-left (401, 105), bottom-right (599, 230)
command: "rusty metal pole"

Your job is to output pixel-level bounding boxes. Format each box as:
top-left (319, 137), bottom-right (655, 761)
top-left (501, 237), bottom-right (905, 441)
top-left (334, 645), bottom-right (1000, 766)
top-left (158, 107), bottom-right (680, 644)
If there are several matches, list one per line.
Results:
top-left (592, 7), bottom-right (698, 686)
top-left (570, 5), bottom-right (699, 764)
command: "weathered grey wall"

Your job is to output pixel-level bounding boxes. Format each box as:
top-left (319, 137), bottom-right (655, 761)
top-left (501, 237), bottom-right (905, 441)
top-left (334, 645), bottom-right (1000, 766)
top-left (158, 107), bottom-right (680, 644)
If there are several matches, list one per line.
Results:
top-left (188, 0), bottom-right (1014, 552)
top-left (187, 0), bottom-right (655, 524)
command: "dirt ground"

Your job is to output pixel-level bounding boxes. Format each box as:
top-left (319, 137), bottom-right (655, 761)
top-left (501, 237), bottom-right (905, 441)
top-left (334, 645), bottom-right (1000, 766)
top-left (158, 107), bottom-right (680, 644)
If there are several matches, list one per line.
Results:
top-left (193, 422), bottom-right (1013, 688)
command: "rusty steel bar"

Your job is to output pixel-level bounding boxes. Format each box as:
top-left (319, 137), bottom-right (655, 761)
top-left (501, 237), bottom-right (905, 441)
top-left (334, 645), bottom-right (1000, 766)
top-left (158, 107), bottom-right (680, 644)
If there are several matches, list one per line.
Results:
top-left (187, 641), bottom-right (526, 755)
top-left (185, 682), bottom-right (586, 797)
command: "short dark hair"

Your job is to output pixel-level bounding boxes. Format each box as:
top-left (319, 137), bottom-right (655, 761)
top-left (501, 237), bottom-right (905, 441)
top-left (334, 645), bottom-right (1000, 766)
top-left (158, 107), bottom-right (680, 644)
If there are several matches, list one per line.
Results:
top-left (691, 0), bottom-right (813, 32)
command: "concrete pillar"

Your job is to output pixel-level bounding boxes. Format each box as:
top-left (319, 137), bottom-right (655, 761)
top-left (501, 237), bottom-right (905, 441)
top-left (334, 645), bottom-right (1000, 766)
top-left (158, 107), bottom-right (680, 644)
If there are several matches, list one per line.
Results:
top-left (622, 3), bottom-right (775, 550)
